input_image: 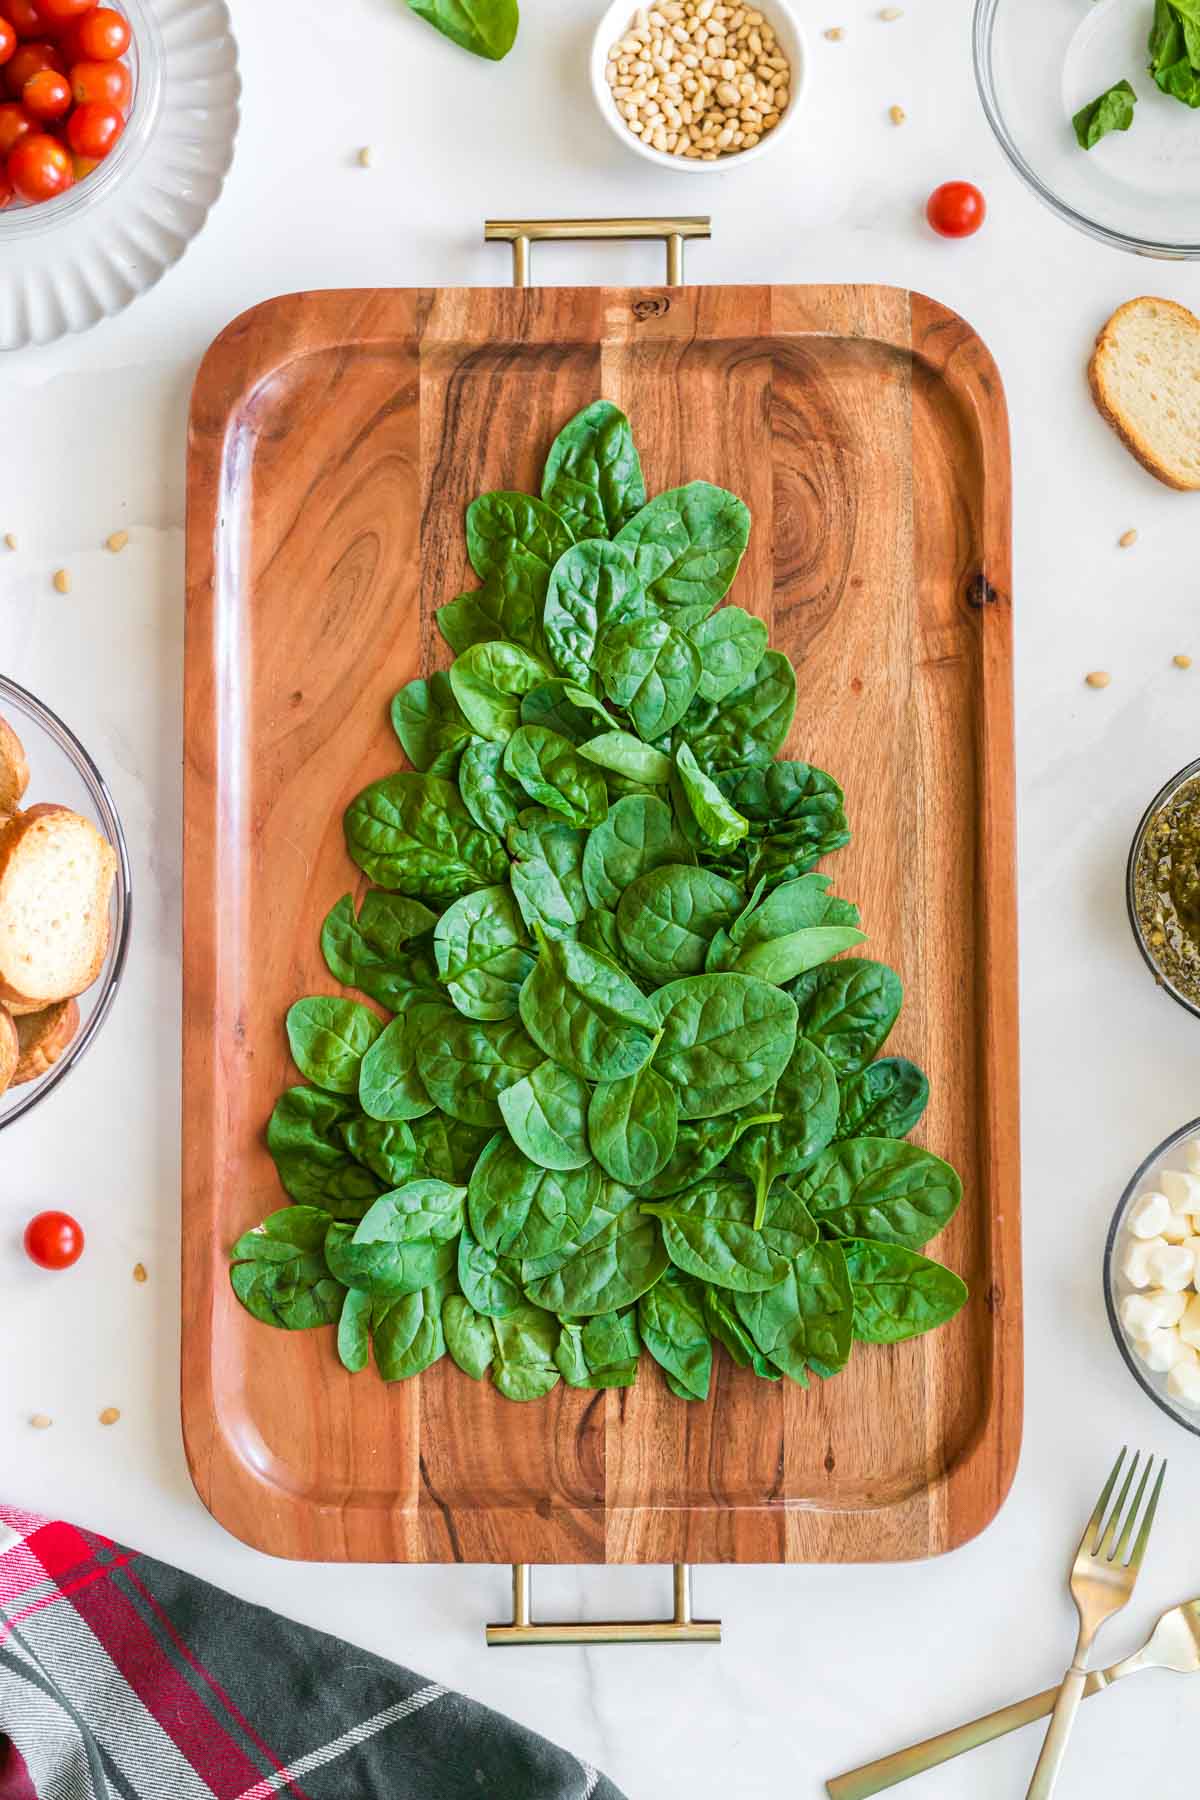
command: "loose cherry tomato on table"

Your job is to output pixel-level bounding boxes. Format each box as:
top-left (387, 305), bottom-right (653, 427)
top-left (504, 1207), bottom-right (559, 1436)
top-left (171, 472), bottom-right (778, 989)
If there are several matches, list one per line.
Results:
top-left (72, 7), bottom-right (129, 59)
top-left (66, 94), bottom-right (119, 156)
top-left (3, 0), bottom-right (54, 40)
top-left (5, 38), bottom-right (62, 95)
top-left (24, 1210), bottom-right (85, 1270)
top-left (0, 18), bottom-right (16, 64)
top-left (0, 98), bottom-right (33, 151)
top-left (22, 65), bottom-right (70, 119)
top-left (926, 180), bottom-right (987, 239)
top-left (8, 128), bottom-right (72, 199)
top-left (37, 0), bottom-right (101, 21)
top-left (70, 54), bottom-right (128, 109)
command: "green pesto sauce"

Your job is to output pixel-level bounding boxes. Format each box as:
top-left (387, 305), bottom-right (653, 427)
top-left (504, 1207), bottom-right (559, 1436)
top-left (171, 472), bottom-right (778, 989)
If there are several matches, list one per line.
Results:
top-left (1135, 774), bottom-right (1200, 1005)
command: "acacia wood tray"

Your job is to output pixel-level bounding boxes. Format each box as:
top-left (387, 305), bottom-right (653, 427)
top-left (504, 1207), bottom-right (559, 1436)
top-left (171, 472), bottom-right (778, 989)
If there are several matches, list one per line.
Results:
top-left (182, 281), bottom-right (1021, 1565)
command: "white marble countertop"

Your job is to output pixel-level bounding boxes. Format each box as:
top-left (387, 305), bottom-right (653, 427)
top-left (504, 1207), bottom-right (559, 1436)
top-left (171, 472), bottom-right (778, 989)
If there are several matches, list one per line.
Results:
top-left (5, 2), bottom-right (1200, 1794)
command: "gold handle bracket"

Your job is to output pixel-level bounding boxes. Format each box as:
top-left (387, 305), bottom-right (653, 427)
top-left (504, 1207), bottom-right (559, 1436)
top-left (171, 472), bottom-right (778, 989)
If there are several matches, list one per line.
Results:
top-left (485, 217), bottom-right (711, 288)
top-left (486, 1563), bottom-right (720, 1647)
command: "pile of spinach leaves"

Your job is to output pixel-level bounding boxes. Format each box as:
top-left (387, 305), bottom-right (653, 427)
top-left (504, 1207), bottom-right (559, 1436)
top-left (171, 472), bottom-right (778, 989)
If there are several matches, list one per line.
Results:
top-left (230, 401), bottom-right (968, 1404)
top-left (1074, 0), bottom-right (1200, 149)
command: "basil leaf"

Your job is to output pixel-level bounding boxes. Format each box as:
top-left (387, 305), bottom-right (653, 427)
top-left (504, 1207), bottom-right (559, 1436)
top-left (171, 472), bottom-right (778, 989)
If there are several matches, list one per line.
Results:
top-left (406, 0), bottom-right (518, 61)
top-left (1073, 78), bottom-right (1137, 149)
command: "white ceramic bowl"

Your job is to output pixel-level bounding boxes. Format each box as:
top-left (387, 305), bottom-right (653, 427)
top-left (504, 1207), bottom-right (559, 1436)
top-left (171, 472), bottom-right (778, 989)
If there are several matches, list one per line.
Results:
top-left (590, 0), bottom-right (805, 173)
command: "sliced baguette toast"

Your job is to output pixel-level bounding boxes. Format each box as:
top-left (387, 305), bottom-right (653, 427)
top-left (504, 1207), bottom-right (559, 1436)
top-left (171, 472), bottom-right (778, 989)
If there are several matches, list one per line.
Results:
top-left (0, 805), bottom-right (117, 1008)
top-left (0, 1005), bottom-right (17, 1096)
top-left (0, 716), bottom-right (29, 816)
top-left (1089, 297), bottom-right (1200, 490)
top-left (12, 996), bottom-right (80, 1085)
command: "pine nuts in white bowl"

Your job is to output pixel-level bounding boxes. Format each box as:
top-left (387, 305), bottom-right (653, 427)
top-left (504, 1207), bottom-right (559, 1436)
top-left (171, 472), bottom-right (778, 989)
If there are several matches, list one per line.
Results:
top-left (591, 0), bottom-right (805, 172)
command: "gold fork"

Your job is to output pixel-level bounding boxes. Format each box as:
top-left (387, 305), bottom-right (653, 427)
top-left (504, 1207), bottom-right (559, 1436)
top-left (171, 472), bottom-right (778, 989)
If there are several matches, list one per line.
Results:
top-left (826, 1596), bottom-right (1200, 1799)
top-left (1025, 1448), bottom-right (1166, 1799)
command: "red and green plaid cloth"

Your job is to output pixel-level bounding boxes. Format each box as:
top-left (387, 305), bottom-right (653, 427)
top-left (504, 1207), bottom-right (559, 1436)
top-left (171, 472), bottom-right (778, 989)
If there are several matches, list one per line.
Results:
top-left (0, 1507), bottom-right (627, 1800)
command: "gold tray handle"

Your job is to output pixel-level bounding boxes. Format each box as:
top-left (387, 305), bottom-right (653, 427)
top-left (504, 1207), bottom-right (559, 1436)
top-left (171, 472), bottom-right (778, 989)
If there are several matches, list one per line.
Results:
top-left (486, 1563), bottom-right (721, 1647)
top-left (485, 216), bottom-right (711, 288)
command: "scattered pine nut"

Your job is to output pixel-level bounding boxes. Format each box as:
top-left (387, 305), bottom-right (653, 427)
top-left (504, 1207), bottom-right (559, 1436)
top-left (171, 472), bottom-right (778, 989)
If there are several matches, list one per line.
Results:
top-left (824, 25), bottom-right (845, 39)
top-left (358, 146), bottom-right (376, 168)
top-left (99, 1407), bottom-right (121, 1426)
top-left (1118, 528), bottom-right (1138, 548)
top-left (3, 533), bottom-right (15, 550)
top-left (1085, 671), bottom-right (1112, 689)
top-left (133, 1261), bottom-right (148, 1283)
top-left (106, 530), bottom-right (129, 553)
top-left (889, 104), bottom-right (906, 124)
top-left (1175, 654), bottom-right (1193, 670)
top-left (879, 5), bottom-right (903, 16)
top-left (30, 1414), bottom-right (52, 1430)
top-left (53, 569), bottom-right (70, 595)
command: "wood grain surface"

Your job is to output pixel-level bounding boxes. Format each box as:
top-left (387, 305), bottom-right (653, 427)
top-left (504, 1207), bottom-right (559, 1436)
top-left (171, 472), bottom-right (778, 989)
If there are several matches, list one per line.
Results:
top-left (183, 283), bottom-right (1020, 1565)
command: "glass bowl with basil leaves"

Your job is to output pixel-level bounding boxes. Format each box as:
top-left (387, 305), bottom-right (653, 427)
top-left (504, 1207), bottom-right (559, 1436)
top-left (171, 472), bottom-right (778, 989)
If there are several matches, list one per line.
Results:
top-left (974, 0), bottom-right (1200, 257)
top-left (1127, 756), bottom-right (1200, 1020)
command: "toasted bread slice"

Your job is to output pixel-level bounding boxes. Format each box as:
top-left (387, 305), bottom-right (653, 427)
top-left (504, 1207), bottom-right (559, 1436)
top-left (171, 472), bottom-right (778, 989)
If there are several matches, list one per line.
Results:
top-left (0, 805), bottom-right (117, 1008)
top-left (1089, 297), bottom-right (1200, 490)
top-left (12, 996), bottom-right (80, 1085)
top-left (0, 1005), bottom-right (17, 1096)
top-left (0, 716), bottom-right (29, 816)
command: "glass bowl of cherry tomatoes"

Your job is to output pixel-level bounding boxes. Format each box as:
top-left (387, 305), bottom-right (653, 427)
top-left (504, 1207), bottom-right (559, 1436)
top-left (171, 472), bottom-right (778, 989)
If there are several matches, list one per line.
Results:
top-left (0, 0), bottom-right (161, 229)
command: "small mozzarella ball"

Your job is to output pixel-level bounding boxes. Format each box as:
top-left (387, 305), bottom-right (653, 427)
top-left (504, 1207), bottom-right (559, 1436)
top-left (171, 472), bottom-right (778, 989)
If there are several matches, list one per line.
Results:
top-left (1130, 1191), bottom-right (1172, 1238)
top-left (1168, 1346), bottom-right (1200, 1405)
top-left (1137, 1328), bottom-right (1185, 1373)
top-left (1122, 1293), bottom-right (1165, 1338)
top-left (1163, 1212), bottom-right (1195, 1245)
top-left (1147, 1243), bottom-right (1196, 1292)
top-left (1161, 1170), bottom-right (1200, 1216)
top-left (1185, 1139), bottom-right (1200, 1176)
top-left (1183, 1236), bottom-right (1200, 1273)
top-left (1179, 1293), bottom-right (1200, 1350)
top-left (1122, 1237), bottom-right (1164, 1289)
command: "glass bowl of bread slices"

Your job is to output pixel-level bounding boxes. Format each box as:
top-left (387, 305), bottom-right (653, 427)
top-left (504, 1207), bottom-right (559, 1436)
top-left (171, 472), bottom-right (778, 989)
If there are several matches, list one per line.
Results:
top-left (0, 676), bottom-right (130, 1130)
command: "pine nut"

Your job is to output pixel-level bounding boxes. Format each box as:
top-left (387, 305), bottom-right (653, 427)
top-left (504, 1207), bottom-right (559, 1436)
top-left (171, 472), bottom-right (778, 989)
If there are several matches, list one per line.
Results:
top-left (1085, 671), bottom-right (1111, 689)
top-left (106, 529), bottom-right (130, 552)
top-left (4, 533), bottom-right (17, 550)
top-left (133, 1262), bottom-right (148, 1283)
top-left (1174, 654), bottom-right (1193, 669)
top-left (30, 1414), bottom-right (52, 1429)
top-left (889, 104), bottom-right (906, 124)
top-left (53, 569), bottom-right (70, 594)
top-left (824, 26), bottom-right (845, 41)
top-left (99, 1407), bottom-right (121, 1426)
top-left (1119, 528), bottom-right (1138, 548)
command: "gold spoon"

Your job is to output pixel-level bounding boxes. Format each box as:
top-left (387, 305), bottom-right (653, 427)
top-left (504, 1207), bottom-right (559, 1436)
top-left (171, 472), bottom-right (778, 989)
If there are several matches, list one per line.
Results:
top-left (827, 1599), bottom-right (1200, 1800)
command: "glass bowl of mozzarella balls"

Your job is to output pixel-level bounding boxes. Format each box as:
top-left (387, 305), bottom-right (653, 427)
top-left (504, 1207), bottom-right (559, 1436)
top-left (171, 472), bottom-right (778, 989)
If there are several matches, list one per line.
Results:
top-left (1106, 1119), bottom-right (1200, 1433)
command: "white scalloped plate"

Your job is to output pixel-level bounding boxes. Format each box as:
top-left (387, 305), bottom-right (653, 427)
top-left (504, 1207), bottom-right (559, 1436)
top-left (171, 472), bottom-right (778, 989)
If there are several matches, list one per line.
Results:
top-left (0, 0), bottom-right (239, 351)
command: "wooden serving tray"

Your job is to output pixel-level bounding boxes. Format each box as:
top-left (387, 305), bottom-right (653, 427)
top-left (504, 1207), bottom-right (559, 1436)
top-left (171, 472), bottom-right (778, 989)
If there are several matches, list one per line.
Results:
top-left (183, 283), bottom-right (1020, 1565)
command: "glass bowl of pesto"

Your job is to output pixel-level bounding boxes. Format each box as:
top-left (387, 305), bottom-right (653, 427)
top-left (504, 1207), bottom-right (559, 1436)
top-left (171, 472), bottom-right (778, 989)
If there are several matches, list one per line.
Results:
top-left (974, 0), bottom-right (1200, 258)
top-left (1128, 757), bottom-right (1200, 1019)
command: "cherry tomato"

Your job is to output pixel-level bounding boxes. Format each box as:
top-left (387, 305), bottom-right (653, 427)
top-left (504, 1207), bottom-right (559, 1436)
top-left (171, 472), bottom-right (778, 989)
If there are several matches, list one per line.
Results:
top-left (22, 65), bottom-right (69, 117)
top-left (0, 98), bottom-right (33, 150)
top-left (70, 53), bottom-right (126, 108)
top-left (926, 180), bottom-right (986, 239)
top-left (0, 18), bottom-right (16, 63)
top-left (65, 93), bottom-right (117, 155)
top-left (37, 0), bottom-right (101, 21)
top-left (8, 128), bottom-right (72, 198)
top-left (0, 164), bottom-right (12, 206)
top-left (23, 1209), bottom-right (85, 1270)
top-left (5, 38), bottom-right (61, 94)
top-left (3, 0), bottom-right (54, 40)
top-left (69, 145), bottom-right (96, 177)
top-left (72, 4), bottom-right (126, 58)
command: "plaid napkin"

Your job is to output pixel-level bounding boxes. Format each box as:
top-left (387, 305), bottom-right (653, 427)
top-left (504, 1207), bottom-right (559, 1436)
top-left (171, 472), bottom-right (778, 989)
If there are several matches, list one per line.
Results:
top-left (0, 1506), bottom-right (627, 1800)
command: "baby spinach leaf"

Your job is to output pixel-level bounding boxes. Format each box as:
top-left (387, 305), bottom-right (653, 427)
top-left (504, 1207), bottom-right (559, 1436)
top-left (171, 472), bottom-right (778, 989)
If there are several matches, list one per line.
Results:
top-left (652, 972), bottom-right (798, 1118)
top-left (390, 671), bottom-right (473, 775)
top-left (520, 679), bottom-right (612, 744)
top-left (674, 741), bottom-right (750, 849)
top-left (642, 1178), bottom-right (796, 1292)
top-left (230, 1204), bottom-right (333, 1264)
top-left (588, 1062), bottom-right (679, 1187)
top-left (577, 906), bottom-right (635, 974)
top-left (498, 1058), bottom-right (592, 1171)
top-left (436, 570), bottom-right (543, 660)
top-left (372, 1279), bottom-right (448, 1381)
top-left (787, 958), bottom-right (903, 1075)
top-left (406, 0), bottom-right (518, 61)
top-left (345, 772), bottom-right (509, 899)
top-left (729, 1037), bottom-right (840, 1226)
top-left (433, 884), bottom-right (534, 1020)
top-left (555, 1308), bottom-right (640, 1388)
top-left (796, 1139), bottom-right (963, 1249)
top-left (518, 932), bottom-right (658, 1082)
top-left (541, 400), bottom-right (646, 540)
top-left (467, 1132), bottom-right (601, 1261)
top-left (337, 1287), bottom-right (373, 1372)
top-left (733, 924), bottom-right (866, 985)
top-left (1073, 78), bottom-right (1137, 149)
top-left (458, 1224), bottom-right (523, 1317)
top-left (734, 1239), bottom-right (854, 1384)
top-left (507, 815), bottom-right (589, 940)
top-left (504, 725), bottom-right (608, 827)
top-left (638, 1268), bottom-right (711, 1400)
top-left (688, 606), bottom-right (768, 703)
top-left (834, 1057), bottom-right (930, 1143)
top-left (615, 482), bottom-right (751, 618)
top-left (674, 651), bottom-right (797, 775)
top-left (597, 615), bottom-right (701, 742)
top-left (492, 1302), bottom-right (561, 1400)
top-left (359, 1017), bottom-right (436, 1122)
top-left (543, 539), bottom-right (649, 688)
top-left (467, 491), bottom-right (574, 590)
top-left (412, 1003), bottom-right (542, 1126)
top-left (322, 892), bottom-right (439, 1000)
top-left (230, 1254), bottom-right (345, 1331)
top-left (339, 1117), bottom-right (422, 1186)
top-left (703, 1283), bottom-right (780, 1379)
top-left (716, 759), bottom-right (845, 826)
top-left (410, 1114), bottom-right (494, 1185)
top-left (637, 1108), bottom-right (779, 1200)
top-left (524, 1197), bottom-right (668, 1316)
top-left (458, 738), bottom-right (525, 839)
top-left (449, 641), bottom-right (550, 743)
top-left (576, 730), bottom-right (674, 787)
top-left (616, 864), bottom-right (743, 985)
top-left (443, 1293), bottom-right (497, 1378)
top-left (841, 1238), bottom-right (968, 1344)
top-left (286, 997), bottom-right (384, 1095)
top-left (582, 793), bottom-right (693, 911)
top-left (731, 872), bottom-right (858, 945)
top-left (266, 1087), bottom-right (383, 1210)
